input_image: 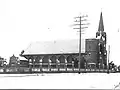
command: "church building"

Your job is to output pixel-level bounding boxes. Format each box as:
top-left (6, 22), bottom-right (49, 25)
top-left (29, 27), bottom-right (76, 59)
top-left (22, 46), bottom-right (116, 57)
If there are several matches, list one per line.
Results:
top-left (20, 12), bottom-right (107, 70)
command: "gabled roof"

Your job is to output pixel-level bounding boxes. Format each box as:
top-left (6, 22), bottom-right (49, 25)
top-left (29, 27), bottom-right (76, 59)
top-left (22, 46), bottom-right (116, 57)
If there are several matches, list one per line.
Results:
top-left (22, 39), bottom-right (85, 55)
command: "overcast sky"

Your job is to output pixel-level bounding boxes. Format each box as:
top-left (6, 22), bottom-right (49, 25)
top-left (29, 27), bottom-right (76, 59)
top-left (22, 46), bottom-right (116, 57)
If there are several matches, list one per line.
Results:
top-left (0, 0), bottom-right (120, 65)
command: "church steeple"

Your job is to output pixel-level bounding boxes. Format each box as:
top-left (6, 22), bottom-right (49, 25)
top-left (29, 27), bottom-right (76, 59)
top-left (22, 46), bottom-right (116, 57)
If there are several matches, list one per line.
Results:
top-left (98, 12), bottom-right (104, 32)
top-left (96, 12), bottom-right (107, 69)
top-left (96, 12), bottom-right (106, 38)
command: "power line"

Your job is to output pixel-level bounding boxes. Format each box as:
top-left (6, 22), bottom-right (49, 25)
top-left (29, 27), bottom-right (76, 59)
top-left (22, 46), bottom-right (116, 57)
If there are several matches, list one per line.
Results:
top-left (73, 14), bottom-right (89, 73)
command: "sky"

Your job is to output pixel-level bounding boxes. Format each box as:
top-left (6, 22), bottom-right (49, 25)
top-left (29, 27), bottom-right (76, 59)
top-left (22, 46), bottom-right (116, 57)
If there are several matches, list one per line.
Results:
top-left (0, 0), bottom-right (120, 65)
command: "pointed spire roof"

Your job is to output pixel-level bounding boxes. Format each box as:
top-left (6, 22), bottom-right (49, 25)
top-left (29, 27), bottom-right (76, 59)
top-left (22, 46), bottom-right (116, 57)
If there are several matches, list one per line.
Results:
top-left (98, 12), bottom-right (104, 31)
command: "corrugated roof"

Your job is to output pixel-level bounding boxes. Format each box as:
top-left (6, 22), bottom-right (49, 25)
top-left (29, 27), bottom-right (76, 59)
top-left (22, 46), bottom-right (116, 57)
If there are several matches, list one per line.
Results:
top-left (22, 39), bottom-right (85, 55)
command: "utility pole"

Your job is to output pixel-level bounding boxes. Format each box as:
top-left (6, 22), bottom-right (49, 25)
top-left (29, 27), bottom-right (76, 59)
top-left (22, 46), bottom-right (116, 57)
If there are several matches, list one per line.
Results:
top-left (107, 45), bottom-right (110, 73)
top-left (73, 14), bottom-right (89, 73)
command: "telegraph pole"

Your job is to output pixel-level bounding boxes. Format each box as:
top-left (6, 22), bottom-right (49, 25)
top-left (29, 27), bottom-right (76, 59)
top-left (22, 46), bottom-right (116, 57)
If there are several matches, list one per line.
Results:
top-left (107, 45), bottom-right (110, 73)
top-left (74, 14), bottom-right (89, 73)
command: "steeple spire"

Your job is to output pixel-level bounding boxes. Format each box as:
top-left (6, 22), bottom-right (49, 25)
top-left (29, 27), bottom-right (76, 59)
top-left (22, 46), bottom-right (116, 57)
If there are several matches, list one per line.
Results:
top-left (96, 12), bottom-right (107, 69)
top-left (98, 12), bottom-right (104, 32)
